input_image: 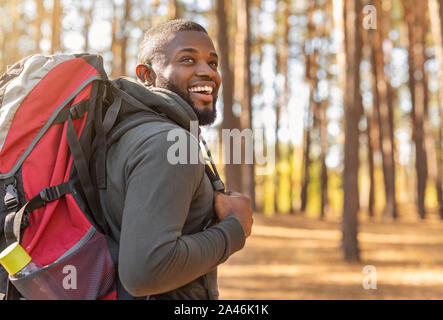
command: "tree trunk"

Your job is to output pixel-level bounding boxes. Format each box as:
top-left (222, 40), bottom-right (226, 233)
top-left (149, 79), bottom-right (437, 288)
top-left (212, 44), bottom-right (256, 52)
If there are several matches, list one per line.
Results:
top-left (81, 2), bottom-right (94, 52)
top-left (253, 0), bottom-right (265, 212)
top-left (404, 0), bottom-right (428, 219)
top-left (1, 2), bottom-right (13, 69)
top-left (51, 0), bottom-right (62, 54)
top-left (438, 0), bottom-right (443, 219)
top-left (111, 2), bottom-right (120, 78)
top-left (341, 0), bottom-right (361, 262)
top-left (318, 3), bottom-right (331, 219)
top-left (300, 121), bottom-right (311, 213)
top-left (288, 146), bottom-right (295, 214)
top-left (428, 0), bottom-right (443, 218)
top-left (0, 20), bottom-right (4, 72)
top-left (214, 0), bottom-right (242, 193)
top-left (120, 0), bottom-right (131, 76)
top-left (8, 0), bottom-right (20, 67)
top-left (366, 109), bottom-right (376, 217)
top-left (168, 0), bottom-right (180, 20)
top-left (282, 0), bottom-right (295, 214)
top-left (274, 12), bottom-right (281, 214)
top-left (235, 0), bottom-right (255, 209)
top-left (300, 2), bottom-right (317, 214)
top-left (370, 0), bottom-right (397, 220)
top-left (320, 100), bottom-right (329, 219)
top-left (34, 0), bottom-right (44, 53)
top-left (152, 0), bottom-right (161, 27)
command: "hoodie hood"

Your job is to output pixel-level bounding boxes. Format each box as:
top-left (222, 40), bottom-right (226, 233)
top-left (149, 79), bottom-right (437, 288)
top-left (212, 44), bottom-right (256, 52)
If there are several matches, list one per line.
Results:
top-left (109, 77), bottom-right (225, 194)
top-left (111, 77), bottom-right (199, 132)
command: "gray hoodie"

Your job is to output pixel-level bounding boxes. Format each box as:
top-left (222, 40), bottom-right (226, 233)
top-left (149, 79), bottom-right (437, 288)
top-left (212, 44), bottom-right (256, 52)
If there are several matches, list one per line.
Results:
top-left (98, 78), bottom-right (245, 299)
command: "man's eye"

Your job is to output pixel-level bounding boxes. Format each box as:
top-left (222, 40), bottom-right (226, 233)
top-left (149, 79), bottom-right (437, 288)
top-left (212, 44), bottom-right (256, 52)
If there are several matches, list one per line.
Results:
top-left (209, 61), bottom-right (218, 68)
top-left (182, 57), bottom-right (194, 63)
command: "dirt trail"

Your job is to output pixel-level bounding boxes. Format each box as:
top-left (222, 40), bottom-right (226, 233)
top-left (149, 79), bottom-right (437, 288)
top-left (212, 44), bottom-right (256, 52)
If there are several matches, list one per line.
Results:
top-left (218, 212), bottom-right (443, 299)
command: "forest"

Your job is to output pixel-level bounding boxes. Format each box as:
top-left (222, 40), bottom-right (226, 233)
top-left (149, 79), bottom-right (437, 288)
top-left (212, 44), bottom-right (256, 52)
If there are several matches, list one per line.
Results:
top-left (1, 0), bottom-right (443, 299)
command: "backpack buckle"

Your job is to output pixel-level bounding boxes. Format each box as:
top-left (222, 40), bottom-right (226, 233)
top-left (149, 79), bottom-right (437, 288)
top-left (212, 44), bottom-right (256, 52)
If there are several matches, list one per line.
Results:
top-left (4, 184), bottom-right (19, 210)
top-left (39, 183), bottom-right (70, 203)
top-left (69, 104), bottom-right (81, 120)
top-left (39, 188), bottom-right (50, 203)
top-left (39, 186), bottom-right (61, 203)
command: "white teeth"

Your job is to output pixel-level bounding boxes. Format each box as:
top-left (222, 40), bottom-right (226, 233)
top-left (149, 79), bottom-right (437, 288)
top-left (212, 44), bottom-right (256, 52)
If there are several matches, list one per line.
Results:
top-left (188, 86), bottom-right (213, 94)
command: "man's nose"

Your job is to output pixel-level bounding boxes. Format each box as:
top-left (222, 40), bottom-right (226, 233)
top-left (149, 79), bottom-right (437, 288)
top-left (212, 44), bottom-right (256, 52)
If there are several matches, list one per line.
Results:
top-left (195, 61), bottom-right (217, 79)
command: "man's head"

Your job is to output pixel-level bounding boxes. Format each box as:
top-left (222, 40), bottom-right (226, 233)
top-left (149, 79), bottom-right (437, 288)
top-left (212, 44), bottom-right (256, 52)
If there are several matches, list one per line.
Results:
top-left (136, 19), bottom-right (221, 126)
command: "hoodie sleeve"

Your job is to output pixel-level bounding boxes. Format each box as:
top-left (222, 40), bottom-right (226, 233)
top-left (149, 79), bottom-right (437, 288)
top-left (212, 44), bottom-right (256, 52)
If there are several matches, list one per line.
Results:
top-left (117, 127), bottom-right (246, 297)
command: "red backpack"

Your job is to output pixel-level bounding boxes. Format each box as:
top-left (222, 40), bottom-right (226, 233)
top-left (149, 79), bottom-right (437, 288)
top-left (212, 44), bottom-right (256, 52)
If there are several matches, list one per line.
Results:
top-left (0, 53), bottom-right (225, 300)
top-left (0, 53), bottom-right (127, 300)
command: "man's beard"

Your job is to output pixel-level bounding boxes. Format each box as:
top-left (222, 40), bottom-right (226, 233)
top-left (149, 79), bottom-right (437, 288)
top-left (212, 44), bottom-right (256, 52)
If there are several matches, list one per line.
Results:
top-left (156, 76), bottom-right (217, 126)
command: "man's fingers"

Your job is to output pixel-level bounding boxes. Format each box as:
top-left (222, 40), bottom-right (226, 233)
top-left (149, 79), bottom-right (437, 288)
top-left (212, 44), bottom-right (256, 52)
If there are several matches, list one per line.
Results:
top-left (214, 191), bottom-right (226, 198)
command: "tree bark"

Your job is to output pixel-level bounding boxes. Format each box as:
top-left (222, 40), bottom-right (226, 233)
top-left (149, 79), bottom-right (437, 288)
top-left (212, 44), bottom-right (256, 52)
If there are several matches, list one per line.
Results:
top-left (168, 0), bottom-right (180, 20)
top-left (152, 0), bottom-right (161, 27)
top-left (318, 3), bottom-right (330, 219)
top-left (81, 2), bottom-right (94, 52)
top-left (300, 2), bottom-right (317, 214)
top-left (300, 118), bottom-right (312, 213)
top-left (111, 1), bottom-right (120, 78)
top-left (214, 0), bottom-right (242, 193)
top-left (274, 9), bottom-right (281, 214)
top-left (404, 0), bottom-right (428, 219)
top-left (366, 48), bottom-right (379, 219)
top-left (341, 0), bottom-right (361, 262)
top-left (120, 0), bottom-right (131, 76)
top-left (8, 0), bottom-right (20, 66)
top-left (370, 0), bottom-right (397, 220)
top-left (281, 0), bottom-right (295, 214)
top-left (366, 113), bottom-right (376, 217)
top-left (34, 0), bottom-right (44, 53)
top-left (320, 100), bottom-right (329, 219)
top-left (50, 0), bottom-right (62, 54)
top-left (428, 0), bottom-right (443, 218)
top-left (0, 19), bottom-right (4, 72)
top-left (235, 0), bottom-right (255, 209)
top-left (361, 21), bottom-right (377, 218)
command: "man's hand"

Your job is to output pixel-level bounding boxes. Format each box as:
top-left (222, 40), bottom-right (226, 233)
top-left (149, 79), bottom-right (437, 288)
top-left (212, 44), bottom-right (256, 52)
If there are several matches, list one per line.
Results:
top-left (213, 190), bottom-right (253, 238)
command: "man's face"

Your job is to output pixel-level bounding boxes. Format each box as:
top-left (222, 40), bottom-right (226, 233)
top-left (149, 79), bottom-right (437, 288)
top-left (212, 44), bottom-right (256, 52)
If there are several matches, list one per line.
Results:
top-left (150, 31), bottom-right (221, 126)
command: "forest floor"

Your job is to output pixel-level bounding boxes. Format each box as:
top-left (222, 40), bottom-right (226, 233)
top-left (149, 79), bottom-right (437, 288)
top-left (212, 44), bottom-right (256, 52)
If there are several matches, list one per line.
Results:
top-left (217, 207), bottom-right (443, 299)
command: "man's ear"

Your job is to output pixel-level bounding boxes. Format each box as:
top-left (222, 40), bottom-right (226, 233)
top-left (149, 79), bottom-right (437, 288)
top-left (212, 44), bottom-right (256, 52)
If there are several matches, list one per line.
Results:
top-left (136, 64), bottom-right (156, 86)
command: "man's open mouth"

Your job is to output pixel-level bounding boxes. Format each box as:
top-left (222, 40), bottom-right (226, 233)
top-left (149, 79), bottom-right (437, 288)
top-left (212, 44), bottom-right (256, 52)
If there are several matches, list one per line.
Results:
top-left (188, 85), bottom-right (214, 95)
top-left (188, 85), bottom-right (215, 105)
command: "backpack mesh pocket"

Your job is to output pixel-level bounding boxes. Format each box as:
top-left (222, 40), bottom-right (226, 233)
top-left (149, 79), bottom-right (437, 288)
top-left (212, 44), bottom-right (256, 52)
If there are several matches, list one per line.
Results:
top-left (11, 227), bottom-right (116, 300)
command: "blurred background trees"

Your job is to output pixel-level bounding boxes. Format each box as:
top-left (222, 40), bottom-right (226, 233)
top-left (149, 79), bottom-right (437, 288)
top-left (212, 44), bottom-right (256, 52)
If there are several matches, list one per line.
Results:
top-left (1, 0), bottom-right (443, 262)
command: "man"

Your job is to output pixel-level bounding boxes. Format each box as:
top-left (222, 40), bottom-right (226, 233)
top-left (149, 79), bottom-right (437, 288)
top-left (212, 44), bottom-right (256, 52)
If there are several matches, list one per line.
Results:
top-left (99, 19), bottom-right (253, 299)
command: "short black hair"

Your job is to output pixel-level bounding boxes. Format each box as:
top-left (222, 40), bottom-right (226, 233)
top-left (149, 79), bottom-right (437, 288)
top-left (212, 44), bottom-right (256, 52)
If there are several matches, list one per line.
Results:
top-left (138, 19), bottom-right (208, 66)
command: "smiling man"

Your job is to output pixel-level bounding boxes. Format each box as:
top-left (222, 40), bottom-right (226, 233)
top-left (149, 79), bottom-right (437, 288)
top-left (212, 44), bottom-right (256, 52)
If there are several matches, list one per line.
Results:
top-left (136, 21), bottom-right (220, 125)
top-left (98, 20), bottom-right (253, 300)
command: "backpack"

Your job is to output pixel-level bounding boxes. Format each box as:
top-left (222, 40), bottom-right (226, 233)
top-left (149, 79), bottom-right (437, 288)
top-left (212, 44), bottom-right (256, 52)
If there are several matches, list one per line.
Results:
top-left (0, 53), bottom-right (225, 300)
